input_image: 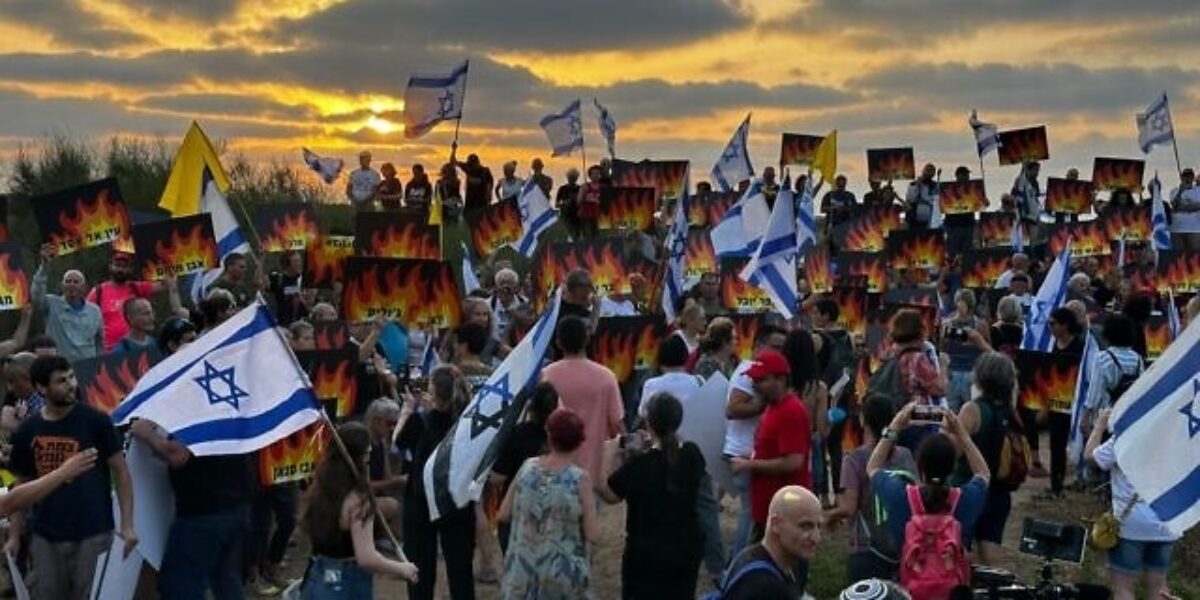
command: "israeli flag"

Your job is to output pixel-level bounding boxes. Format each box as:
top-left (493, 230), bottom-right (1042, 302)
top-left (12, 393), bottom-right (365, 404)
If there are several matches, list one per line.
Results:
top-left (1011, 217), bottom-right (1024, 253)
top-left (969, 109), bottom-right (1001, 158)
top-left (460, 241), bottom-right (480, 295)
top-left (403, 61), bottom-right (469, 139)
top-left (1151, 175), bottom-right (1172, 251)
top-left (711, 180), bottom-right (769, 257)
top-left (1137, 93), bottom-right (1174, 154)
top-left (662, 168), bottom-right (692, 323)
top-left (302, 148), bottom-right (344, 184)
top-left (512, 179), bottom-right (558, 257)
top-left (1110, 308), bottom-right (1200, 535)
top-left (1069, 332), bottom-right (1099, 465)
top-left (419, 333), bottom-right (440, 378)
top-left (1022, 242), bottom-right (1072, 351)
top-left (1116, 231), bottom-right (1126, 268)
top-left (188, 167), bottom-right (251, 304)
top-left (1168, 290), bottom-right (1182, 341)
top-left (540, 99), bottom-right (584, 157)
top-left (740, 184), bottom-right (800, 318)
top-left (112, 301), bottom-right (321, 455)
top-left (594, 98), bottom-right (617, 158)
top-left (795, 175), bottom-right (817, 255)
top-left (423, 289), bottom-right (563, 520)
top-left (711, 113), bottom-right (754, 192)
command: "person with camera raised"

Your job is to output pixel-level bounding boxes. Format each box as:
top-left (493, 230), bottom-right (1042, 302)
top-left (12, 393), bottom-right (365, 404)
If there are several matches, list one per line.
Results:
top-left (940, 289), bottom-right (992, 413)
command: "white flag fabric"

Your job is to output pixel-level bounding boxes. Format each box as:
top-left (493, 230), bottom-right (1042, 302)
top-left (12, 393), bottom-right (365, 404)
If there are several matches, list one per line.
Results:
top-left (403, 61), bottom-right (469, 139)
top-left (594, 98), bottom-right (617, 158)
top-left (185, 168), bottom-right (251, 305)
top-left (1168, 290), bottom-right (1182, 341)
top-left (1116, 231), bottom-right (1126, 269)
top-left (795, 177), bottom-right (817, 255)
top-left (460, 241), bottom-right (480, 295)
top-left (1137, 93), bottom-right (1175, 154)
top-left (112, 301), bottom-right (321, 455)
top-left (969, 109), bottom-right (1001, 158)
top-left (512, 179), bottom-right (558, 257)
top-left (711, 113), bottom-right (754, 192)
top-left (1011, 216), bottom-right (1024, 253)
top-left (302, 148), bottom-right (344, 184)
top-left (540, 99), bottom-right (584, 157)
top-left (1022, 243), bottom-right (1072, 351)
top-left (1151, 176), bottom-right (1173, 251)
top-left (711, 180), bottom-right (769, 257)
top-left (419, 333), bottom-right (440, 378)
top-left (423, 290), bottom-right (563, 520)
top-left (662, 167), bottom-right (692, 323)
top-left (1109, 310), bottom-right (1200, 535)
top-left (1069, 332), bottom-right (1099, 465)
top-left (740, 183), bottom-right (800, 318)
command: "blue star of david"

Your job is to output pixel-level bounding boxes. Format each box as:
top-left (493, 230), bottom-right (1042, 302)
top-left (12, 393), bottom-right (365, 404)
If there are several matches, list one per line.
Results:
top-left (1179, 379), bottom-right (1200, 439)
top-left (194, 361), bottom-right (249, 410)
top-left (436, 90), bottom-right (456, 118)
top-left (519, 200), bottom-right (532, 222)
top-left (465, 374), bottom-right (515, 438)
top-left (568, 116), bottom-right (582, 139)
top-left (722, 140), bottom-right (743, 163)
top-left (1152, 113), bottom-right (1170, 132)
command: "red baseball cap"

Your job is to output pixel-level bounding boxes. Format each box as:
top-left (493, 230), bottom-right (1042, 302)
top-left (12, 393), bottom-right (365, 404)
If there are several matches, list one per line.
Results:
top-left (746, 349), bottom-right (790, 381)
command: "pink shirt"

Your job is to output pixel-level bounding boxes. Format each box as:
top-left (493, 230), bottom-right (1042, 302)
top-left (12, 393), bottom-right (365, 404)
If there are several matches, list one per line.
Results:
top-left (541, 357), bottom-right (624, 486)
top-left (87, 281), bottom-right (155, 351)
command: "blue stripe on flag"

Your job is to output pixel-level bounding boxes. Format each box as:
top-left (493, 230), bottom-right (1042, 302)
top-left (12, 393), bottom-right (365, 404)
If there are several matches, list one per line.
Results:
top-left (1151, 465), bottom-right (1200, 522)
top-left (1113, 338), bottom-right (1200, 436)
top-left (518, 209), bottom-right (557, 256)
top-left (111, 307), bottom-right (278, 422)
top-left (712, 168), bottom-right (731, 193)
top-left (552, 140), bottom-right (582, 156)
top-left (757, 234), bottom-right (795, 260)
top-left (218, 231), bottom-right (246, 257)
top-left (759, 262), bottom-right (797, 313)
top-left (172, 388), bottom-right (319, 446)
top-left (408, 63), bottom-right (468, 88)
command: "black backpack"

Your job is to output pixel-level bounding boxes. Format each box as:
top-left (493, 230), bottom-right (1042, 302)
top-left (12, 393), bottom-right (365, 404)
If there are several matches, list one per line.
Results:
top-left (865, 346), bottom-right (924, 411)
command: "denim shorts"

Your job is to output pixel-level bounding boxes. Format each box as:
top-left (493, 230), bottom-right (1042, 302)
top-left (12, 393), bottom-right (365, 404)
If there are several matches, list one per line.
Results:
top-left (1108, 538), bottom-right (1175, 575)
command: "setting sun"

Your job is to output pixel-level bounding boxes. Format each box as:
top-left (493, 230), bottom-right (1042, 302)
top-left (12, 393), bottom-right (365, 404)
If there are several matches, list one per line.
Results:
top-left (364, 115), bottom-right (400, 135)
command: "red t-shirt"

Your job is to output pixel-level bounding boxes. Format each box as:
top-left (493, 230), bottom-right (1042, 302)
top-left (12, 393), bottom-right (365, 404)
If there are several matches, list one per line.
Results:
top-left (750, 392), bottom-right (812, 524)
top-left (87, 281), bottom-right (155, 351)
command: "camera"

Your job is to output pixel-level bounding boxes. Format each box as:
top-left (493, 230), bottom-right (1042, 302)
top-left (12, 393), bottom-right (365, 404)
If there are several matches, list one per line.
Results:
top-left (967, 519), bottom-right (1108, 599)
top-left (912, 404), bottom-right (942, 423)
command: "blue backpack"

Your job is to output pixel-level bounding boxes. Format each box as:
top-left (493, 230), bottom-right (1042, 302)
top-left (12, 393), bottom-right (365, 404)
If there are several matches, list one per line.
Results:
top-left (701, 559), bottom-right (785, 599)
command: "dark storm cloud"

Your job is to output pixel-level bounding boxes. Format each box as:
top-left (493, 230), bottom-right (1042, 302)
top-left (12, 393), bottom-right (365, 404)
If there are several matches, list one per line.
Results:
top-left (139, 93), bottom-right (319, 121)
top-left (3, 0), bottom-right (149, 48)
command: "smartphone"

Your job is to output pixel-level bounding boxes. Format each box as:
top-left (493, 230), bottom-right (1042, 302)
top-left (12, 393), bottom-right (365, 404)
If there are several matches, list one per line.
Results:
top-left (619, 433), bottom-right (645, 453)
top-left (911, 404), bottom-right (942, 423)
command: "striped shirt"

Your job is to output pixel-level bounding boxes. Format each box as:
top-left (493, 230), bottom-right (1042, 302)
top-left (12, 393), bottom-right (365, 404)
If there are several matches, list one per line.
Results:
top-left (1085, 346), bottom-right (1143, 411)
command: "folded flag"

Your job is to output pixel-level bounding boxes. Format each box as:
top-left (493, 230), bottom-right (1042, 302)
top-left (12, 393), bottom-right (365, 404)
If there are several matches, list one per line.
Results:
top-left (711, 180), bottom-right (769, 257)
top-left (594, 98), bottom-right (617, 158)
top-left (1168, 290), bottom-right (1182, 341)
top-left (1022, 242), bottom-right (1072, 352)
top-left (969, 110), bottom-right (1001, 158)
top-left (419, 332), bottom-right (440, 378)
top-left (403, 61), bottom-right (469, 139)
top-left (540, 99), bottom-right (584, 157)
top-left (302, 148), bottom-right (344, 184)
top-left (112, 300), bottom-right (321, 455)
top-left (711, 113), bottom-right (754, 192)
top-left (512, 179), bottom-right (558, 257)
top-left (1151, 175), bottom-right (1172, 251)
top-left (662, 167), bottom-right (692, 322)
top-left (461, 241), bottom-right (480, 295)
top-left (423, 289), bottom-right (563, 520)
top-left (795, 175), bottom-right (817, 255)
top-left (1137, 93), bottom-right (1174, 154)
top-left (1068, 332), bottom-right (1099, 466)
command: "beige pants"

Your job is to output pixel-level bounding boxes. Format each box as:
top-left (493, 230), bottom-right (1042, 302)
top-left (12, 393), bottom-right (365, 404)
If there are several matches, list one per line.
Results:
top-left (29, 532), bottom-right (110, 600)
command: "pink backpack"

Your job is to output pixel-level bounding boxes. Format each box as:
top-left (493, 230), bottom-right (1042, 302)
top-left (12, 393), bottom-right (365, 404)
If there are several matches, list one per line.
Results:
top-left (899, 485), bottom-right (971, 600)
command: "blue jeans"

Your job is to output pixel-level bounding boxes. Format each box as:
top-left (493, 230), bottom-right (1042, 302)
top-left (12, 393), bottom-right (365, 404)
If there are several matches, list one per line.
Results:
top-left (727, 468), bottom-right (753, 559)
top-left (696, 472), bottom-right (725, 577)
top-left (301, 555), bottom-right (374, 599)
top-left (159, 506), bottom-right (251, 600)
top-left (1109, 539), bottom-right (1175, 576)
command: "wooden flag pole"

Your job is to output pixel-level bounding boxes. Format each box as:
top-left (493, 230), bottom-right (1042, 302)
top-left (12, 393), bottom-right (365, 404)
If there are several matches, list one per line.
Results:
top-left (1172, 133), bottom-right (1185, 180)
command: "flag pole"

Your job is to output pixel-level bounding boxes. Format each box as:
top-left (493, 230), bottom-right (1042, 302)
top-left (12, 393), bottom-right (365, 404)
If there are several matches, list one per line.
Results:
top-left (1172, 133), bottom-right (1185, 179)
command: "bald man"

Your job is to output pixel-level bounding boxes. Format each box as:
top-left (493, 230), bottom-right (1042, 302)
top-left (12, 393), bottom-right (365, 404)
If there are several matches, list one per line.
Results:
top-left (32, 243), bottom-right (103, 362)
top-left (721, 485), bottom-right (822, 600)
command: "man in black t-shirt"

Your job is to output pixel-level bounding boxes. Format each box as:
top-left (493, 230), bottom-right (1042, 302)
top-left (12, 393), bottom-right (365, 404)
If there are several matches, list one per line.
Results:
top-left (8, 355), bottom-right (136, 600)
top-left (454, 153), bottom-right (494, 215)
top-left (722, 485), bottom-right (822, 600)
top-left (269, 251), bottom-right (311, 326)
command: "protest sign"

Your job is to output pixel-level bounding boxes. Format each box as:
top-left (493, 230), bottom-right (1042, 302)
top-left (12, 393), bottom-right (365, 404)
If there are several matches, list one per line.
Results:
top-left (1015, 350), bottom-right (1080, 413)
top-left (1092, 157), bottom-right (1145, 191)
top-left (74, 348), bottom-right (161, 414)
top-left (466, 197), bottom-right (522, 257)
top-left (589, 315), bottom-right (666, 384)
top-left (341, 257), bottom-right (461, 327)
top-left (997, 125), bottom-right (1050, 166)
top-left (599, 187), bottom-right (656, 233)
top-left (254, 202), bottom-right (319, 252)
top-left (303, 234), bottom-right (355, 289)
top-left (355, 211), bottom-right (440, 260)
top-left (866, 147), bottom-right (915, 182)
top-left (32, 178), bottom-right (132, 256)
top-left (1045, 178), bottom-right (1093, 214)
top-left (131, 214), bottom-right (217, 281)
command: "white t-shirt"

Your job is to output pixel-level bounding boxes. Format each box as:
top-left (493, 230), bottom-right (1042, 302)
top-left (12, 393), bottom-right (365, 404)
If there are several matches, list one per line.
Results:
top-left (722, 360), bottom-right (759, 458)
top-left (1172, 187), bottom-right (1200, 233)
top-left (348, 168), bottom-right (381, 204)
top-left (638, 371), bottom-right (701, 419)
top-left (1093, 438), bottom-right (1179, 542)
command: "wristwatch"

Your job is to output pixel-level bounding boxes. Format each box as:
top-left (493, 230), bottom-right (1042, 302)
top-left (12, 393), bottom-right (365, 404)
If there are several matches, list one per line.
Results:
top-left (881, 427), bottom-right (900, 442)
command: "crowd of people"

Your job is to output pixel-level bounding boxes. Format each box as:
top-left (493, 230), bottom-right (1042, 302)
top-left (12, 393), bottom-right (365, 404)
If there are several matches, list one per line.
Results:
top-left (0, 149), bottom-right (1196, 600)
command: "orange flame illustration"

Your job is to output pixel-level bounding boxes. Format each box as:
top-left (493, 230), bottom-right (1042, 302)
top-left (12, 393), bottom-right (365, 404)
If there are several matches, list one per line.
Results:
top-left (685, 230), bottom-right (717, 281)
top-left (867, 206), bottom-right (902, 235)
top-left (305, 235), bottom-right (355, 288)
top-left (939, 180), bottom-right (987, 214)
top-left (311, 359), bottom-right (358, 418)
top-left (997, 126), bottom-right (1049, 166)
top-left (612, 160), bottom-right (689, 202)
top-left (258, 421), bottom-right (331, 486)
top-left (599, 187), bottom-right (656, 232)
top-left (1049, 221), bottom-right (1110, 257)
top-left (780, 133), bottom-right (825, 166)
top-left (141, 222), bottom-right (218, 281)
top-left (962, 252), bottom-right (1011, 288)
top-left (705, 191), bottom-right (739, 226)
top-left (1126, 265), bottom-right (1159, 293)
top-left (804, 246), bottom-right (833, 294)
top-left (366, 221), bottom-right (440, 260)
top-left (48, 187), bottom-right (131, 255)
top-left (867, 148), bottom-right (915, 183)
top-left (1019, 358), bottom-right (1079, 412)
top-left (842, 216), bottom-right (886, 253)
top-left (83, 352), bottom-right (153, 414)
top-left (591, 319), bottom-right (661, 382)
top-left (314, 322), bottom-right (349, 350)
top-left (889, 231), bottom-right (945, 270)
top-left (1093, 158), bottom-right (1144, 192)
top-left (343, 260), bottom-right (462, 327)
top-left (731, 314), bottom-right (763, 361)
top-left (469, 199), bottom-right (522, 257)
top-left (1102, 206), bottom-right (1151, 243)
top-left (721, 264), bottom-right (774, 313)
top-left (0, 251), bottom-right (29, 310)
top-left (978, 213), bottom-right (1024, 248)
top-left (840, 253), bottom-right (887, 293)
top-left (261, 210), bottom-right (319, 252)
top-left (1045, 178), bottom-right (1093, 214)
top-left (1159, 251), bottom-right (1200, 293)
top-left (1144, 318), bottom-right (1171, 361)
top-left (833, 288), bottom-right (867, 336)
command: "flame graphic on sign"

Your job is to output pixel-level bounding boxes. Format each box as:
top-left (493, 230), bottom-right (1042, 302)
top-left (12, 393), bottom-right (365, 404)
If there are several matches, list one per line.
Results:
top-left (343, 260), bottom-right (462, 327)
top-left (0, 251), bottom-right (29, 310)
top-left (48, 187), bottom-right (131, 253)
top-left (843, 217), bottom-right (886, 253)
top-left (1126, 264), bottom-right (1159, 293)
top-left (1093, 158), bottom-right (1145, 192)
top-left (840, 253), bottom-right (887, 293)
top-left (833, 288), bottom-right (867, 336)
top-left (722, 265), bottom-right (773, 313)
top-left (469, 198), bottom-right (522, 257)
top-left (1144, 318), bottom-right (1171, 361)
top-left (368, 221), bottom-right (440, 260)
top-left (84, 352), bottom-right (152, 414)
top-left (258, 421), bottom-right (330, 486)
top-left (261, 210), bottom-right (319, 252)
top-left (998, 126), bottom-right (1049, 166)
top-left (868, 206), bottom-right (902, 235)
top-left (312, 359), bottom-right (358, 418)
top-left (685, 229), bottom-right (717, 280)
top-left (305, 235), bottom-right (355, 288)
top-left (977, 213), bottom-right (1023, 248)
top-left (1049, 221), bottom-right (1110, 257)
top-left (731, 314), bottom-right (763, 361)
top-left (1103, 206), bottom-right (1151, 243)
top-left (599, 187), bottom-right (656, 232)
top-left (1159, 252), bottom-right (1200, 293)
top-left (780, 133), bottom-right (825, 166)
top-left (963, 253), bottom-right (1011, 288)
top-left (867, 148), bottom-right (915, 182)
top-left (141, 222), bottom-right (217, 280)
top-left (704, 191), bottom-right (739, 226)
top-left (890, 231), bottom-right (945, 269)
top-left (1019, 360), bottom-right (1079, 412)
top-left (1045, 178), bottom-right (1094, 214)
top-left (612, 160), bottom-right (689, 201)
top-left (805, 246), bottom-right (833, 294)
top-left (314, 322), bottom-right (349, 350)
top-left (939, 180), bottom-right (987, 214)
top-left (591, 320), bottom-right (660, 382)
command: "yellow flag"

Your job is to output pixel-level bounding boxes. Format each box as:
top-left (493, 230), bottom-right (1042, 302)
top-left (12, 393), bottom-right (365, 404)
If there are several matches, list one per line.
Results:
top-left (158, 122), bottom-right (231, 216)
top-left (428, 180), bottom-right (443, 226)
top-left (812, 129), bottom-right (838, 184)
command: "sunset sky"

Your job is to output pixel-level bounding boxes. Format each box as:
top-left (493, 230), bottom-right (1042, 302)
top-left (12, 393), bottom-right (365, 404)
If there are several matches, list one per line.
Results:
top-left (2, 0), bottom-right (1198, 199)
